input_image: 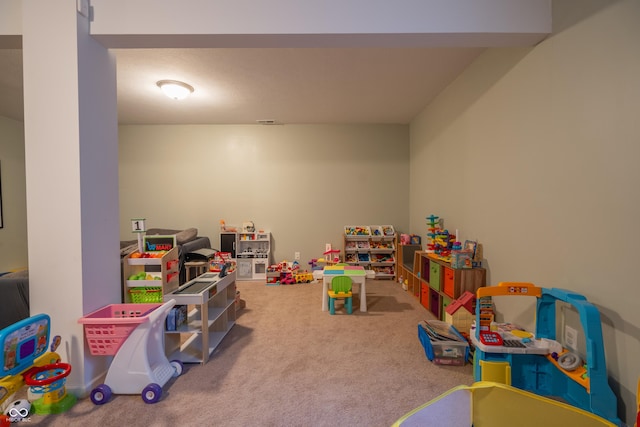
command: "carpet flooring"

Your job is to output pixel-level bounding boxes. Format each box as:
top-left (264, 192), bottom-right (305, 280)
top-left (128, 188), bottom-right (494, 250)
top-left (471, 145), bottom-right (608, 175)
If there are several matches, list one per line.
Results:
top-left (23, 279), bottom-right (474, 426)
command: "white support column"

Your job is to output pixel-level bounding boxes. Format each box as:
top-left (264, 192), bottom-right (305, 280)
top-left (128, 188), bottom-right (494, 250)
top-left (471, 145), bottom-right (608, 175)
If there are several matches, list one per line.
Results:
top-left (22, 0), bottom-right (119, 395)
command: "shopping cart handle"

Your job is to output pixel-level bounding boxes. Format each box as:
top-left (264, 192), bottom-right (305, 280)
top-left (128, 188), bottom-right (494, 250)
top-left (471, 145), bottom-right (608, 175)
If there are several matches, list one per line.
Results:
top-left (144, 299), bottom-right (177, 324)
top-left (139, 307), bottom-right (158, 318)
top-left (136, 299), bottom-right (173, 318)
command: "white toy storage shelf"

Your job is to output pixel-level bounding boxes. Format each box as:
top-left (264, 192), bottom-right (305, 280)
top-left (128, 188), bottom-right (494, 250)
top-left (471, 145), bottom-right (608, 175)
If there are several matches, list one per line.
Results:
top-left (344, 225), bottom-right (396, 280)
top-left (163, 271), bottom-right (237, 364)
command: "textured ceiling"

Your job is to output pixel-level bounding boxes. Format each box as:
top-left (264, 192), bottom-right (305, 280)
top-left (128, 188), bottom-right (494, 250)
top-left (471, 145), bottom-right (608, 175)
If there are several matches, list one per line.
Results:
top-left (0, 47), bottom-right (484, 125)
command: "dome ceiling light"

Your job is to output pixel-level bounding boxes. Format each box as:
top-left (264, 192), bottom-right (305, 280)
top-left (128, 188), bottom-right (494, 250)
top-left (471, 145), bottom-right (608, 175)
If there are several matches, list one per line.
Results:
top-left (156, 80), bottom-right (194, 100)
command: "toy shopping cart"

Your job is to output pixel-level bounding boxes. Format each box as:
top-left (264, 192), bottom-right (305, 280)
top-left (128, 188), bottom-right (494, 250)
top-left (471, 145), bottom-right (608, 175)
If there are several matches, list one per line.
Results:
top-left (78, 300), bottom-right (183, 404)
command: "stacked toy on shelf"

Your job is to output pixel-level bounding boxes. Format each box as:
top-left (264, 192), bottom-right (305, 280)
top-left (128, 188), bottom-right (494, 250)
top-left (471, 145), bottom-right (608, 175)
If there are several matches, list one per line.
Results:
top-left (372, 225), bottom-right (395, 237)
top-left (425, 214), bottom-right (458, 261)
top-left (370, 240), bottom-right (394, 251)
top-left (344, 226), bottom-right (371, 237)
top-left (425, 214), bottom-right (440, 253)
top-left (345, 253), bottom-right (358, 263)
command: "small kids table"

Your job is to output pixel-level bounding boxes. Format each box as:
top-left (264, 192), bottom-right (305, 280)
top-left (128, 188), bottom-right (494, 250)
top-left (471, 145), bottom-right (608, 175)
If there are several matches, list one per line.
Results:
top-left (321, 265), bottom-right (367, 312)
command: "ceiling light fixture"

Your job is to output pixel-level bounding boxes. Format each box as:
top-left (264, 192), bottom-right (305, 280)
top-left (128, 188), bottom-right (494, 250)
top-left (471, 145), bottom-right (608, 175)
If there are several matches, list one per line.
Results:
top-left (156, 80), bottom-right (194, 100)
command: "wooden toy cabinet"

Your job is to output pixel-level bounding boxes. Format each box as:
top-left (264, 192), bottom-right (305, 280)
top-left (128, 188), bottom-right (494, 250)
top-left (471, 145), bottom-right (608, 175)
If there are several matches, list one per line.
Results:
top-left (397, 244), bottom-right (421, 292)
top-left (163, 271), bottom-right (236, 364)
top-left (397, 249), bottom-right (486, 321)
top-left (122, 246), bottom-right (180, 303)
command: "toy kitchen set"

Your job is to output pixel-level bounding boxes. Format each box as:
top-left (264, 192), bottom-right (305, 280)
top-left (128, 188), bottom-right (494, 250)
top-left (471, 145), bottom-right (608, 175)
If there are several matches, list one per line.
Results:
top-left (235, 222), bottom-right (271, 281)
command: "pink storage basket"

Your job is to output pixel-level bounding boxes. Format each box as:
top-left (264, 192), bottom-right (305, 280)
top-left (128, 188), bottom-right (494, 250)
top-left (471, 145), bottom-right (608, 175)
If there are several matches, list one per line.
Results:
top-left (78, 303), bottom-right (161, 356)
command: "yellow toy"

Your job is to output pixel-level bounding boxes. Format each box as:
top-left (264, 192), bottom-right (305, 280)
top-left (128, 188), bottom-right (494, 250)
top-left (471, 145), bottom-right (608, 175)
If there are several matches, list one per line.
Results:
top-left (393, 381), bottom-right (617, 427)
top-left (294, 271), bottom-right (314, 283)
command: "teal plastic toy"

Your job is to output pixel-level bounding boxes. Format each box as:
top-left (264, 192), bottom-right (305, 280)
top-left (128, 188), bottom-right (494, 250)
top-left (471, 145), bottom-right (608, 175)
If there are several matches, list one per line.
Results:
top-left (472, 282), bottom-right (620, 426)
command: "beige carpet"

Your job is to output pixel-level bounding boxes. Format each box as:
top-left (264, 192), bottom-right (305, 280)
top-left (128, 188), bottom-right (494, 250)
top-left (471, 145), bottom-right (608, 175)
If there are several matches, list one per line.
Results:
top-left (26, 279), bottom-right (474, 426)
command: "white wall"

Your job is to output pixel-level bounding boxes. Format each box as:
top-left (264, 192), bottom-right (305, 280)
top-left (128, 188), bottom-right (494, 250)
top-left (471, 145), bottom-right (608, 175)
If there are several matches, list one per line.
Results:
top-left (119, 124), bottom-right (410, 265)
top-left (0, 116), bottom-right (27, 272)
top-left (409, 1), bottom-right (640, 424)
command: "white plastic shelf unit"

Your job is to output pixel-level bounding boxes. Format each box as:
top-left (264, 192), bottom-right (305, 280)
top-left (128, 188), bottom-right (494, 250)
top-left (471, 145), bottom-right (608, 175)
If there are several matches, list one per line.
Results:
top-left (163, 271), bottom-right (236, 364)
top-left (344, 225), bottom-right (396, 280)
top-left (122, 246), bottom-right (180, 303)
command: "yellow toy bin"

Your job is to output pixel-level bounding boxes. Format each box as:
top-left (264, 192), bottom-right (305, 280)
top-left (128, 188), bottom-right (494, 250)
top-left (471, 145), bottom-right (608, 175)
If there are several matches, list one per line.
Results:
top-left (393, 381), bottom-right (617, 427)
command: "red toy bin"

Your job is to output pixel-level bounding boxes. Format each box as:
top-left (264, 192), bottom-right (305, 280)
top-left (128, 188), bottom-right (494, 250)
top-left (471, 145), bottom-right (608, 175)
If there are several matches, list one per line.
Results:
top-left (78, 303), bottom-right (162, 356)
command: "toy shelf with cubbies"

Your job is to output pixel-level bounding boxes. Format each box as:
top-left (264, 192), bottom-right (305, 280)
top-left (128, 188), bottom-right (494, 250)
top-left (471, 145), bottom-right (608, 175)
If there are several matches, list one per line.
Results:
top-left (122, 246), bottom-right (179, 303)
top-left (343, 225), bottom-right (396, 280)
top-left (396, 248), bottom-right (486, 321)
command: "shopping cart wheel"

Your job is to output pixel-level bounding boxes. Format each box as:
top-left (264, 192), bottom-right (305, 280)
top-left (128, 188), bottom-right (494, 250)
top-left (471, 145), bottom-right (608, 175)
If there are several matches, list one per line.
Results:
top-left (90, 384), bottom-right (112, 405)
top-left (170, 360), bottom-right (184, 377)
top-left (141, 383), bottom-right (162, 404)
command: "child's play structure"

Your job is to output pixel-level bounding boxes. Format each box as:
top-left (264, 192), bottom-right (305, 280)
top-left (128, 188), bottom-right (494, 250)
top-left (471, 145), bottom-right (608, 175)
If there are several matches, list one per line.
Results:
top-left (471, 282), bottom-right (620, 426)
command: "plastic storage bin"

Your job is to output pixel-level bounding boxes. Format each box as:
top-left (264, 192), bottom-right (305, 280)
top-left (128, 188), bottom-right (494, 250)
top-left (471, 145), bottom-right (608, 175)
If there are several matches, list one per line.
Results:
top-left (370, 225), bottom-right (395, 237)
top-left (344, 226), bottom-right (371, 237)
top-left (128, 287), bottom-right (163, 303)
top-left (79, 303), bottom-right (161, 356)
top-left (418, 320), bottom-right (469, 366)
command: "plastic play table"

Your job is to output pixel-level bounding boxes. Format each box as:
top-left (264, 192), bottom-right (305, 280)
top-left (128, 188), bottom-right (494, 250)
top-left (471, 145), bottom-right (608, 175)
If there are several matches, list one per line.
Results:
top-left (321, 265), bottom-right (367, 312)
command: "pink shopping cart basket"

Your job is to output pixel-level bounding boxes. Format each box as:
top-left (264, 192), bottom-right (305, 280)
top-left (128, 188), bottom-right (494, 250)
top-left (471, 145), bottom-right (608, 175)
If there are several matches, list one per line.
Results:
top-left (78, 303), bottom-right (161, 356)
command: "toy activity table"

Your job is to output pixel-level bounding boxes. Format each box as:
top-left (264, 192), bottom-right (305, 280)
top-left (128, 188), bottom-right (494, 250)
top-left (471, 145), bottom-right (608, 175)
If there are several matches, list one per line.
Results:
top-left (472, 282), bottom-right (620, 426)
top-left (0, 314), bottom-right (76, 415)
top-left (321, 266), bottom-right (367, 312)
